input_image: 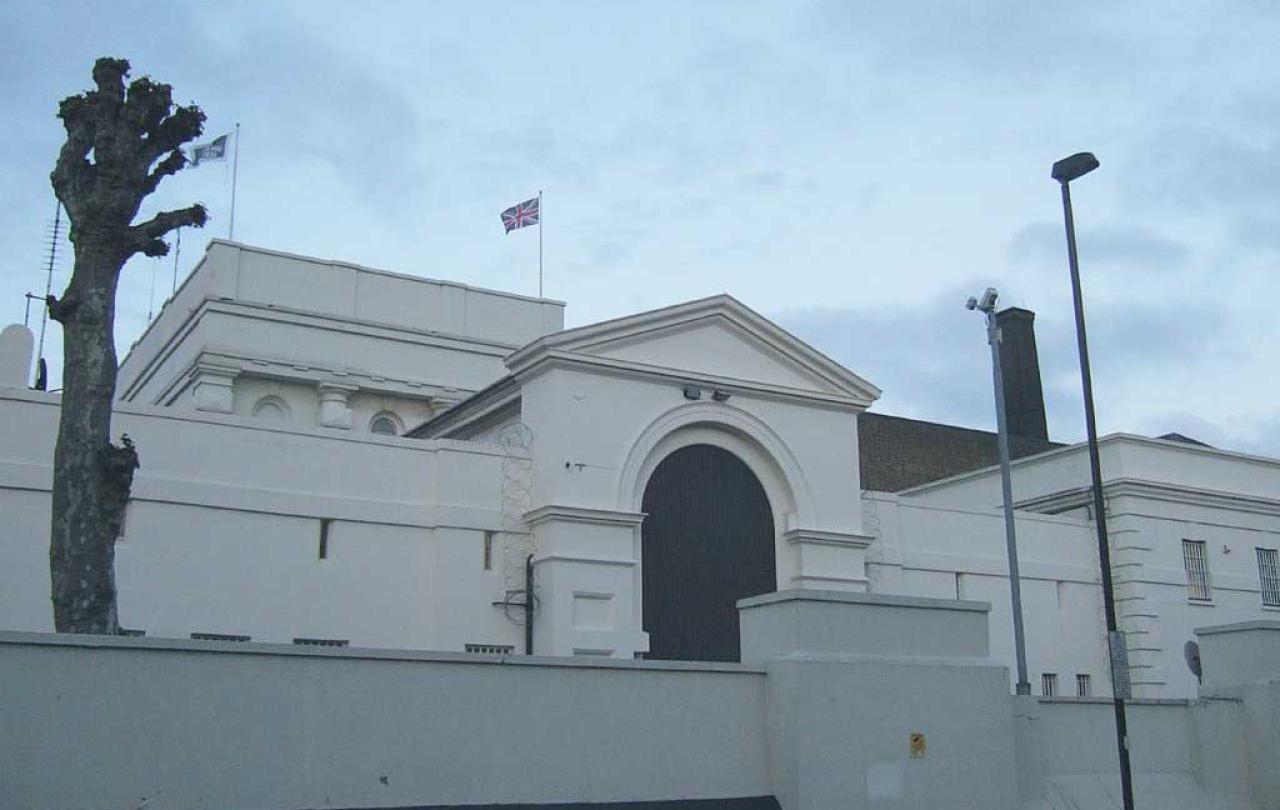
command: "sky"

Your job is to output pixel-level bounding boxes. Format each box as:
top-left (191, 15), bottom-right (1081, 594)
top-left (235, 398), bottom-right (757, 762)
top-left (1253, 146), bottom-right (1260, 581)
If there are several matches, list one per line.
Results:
top-left (2, 1), bottom-right (1278, 456)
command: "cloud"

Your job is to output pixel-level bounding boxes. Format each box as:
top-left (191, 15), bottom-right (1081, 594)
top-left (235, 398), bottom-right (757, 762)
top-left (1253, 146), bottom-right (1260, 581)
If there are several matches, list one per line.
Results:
top-left (1008, 222), bottom-right (1190, 271)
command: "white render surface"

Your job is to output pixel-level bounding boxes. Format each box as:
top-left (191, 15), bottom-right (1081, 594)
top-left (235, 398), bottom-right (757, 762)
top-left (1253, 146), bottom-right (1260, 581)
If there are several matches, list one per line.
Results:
top-left (900, 437), bottom-right (1280, 697)
top-left (1, 242), bottom-right (1279, 699)
top-left (116, 240), bottom-right (564, 434)
top-left (0, 632), bottom-right (770, 810)
top-left (3, 594), bottom-right (1272, 810)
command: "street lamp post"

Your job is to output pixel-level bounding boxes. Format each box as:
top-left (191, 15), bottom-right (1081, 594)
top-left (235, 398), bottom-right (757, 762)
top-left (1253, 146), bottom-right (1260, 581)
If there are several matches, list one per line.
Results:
top-left (966, 287), bottom-right (1032, 696)
top-left (1052, 151), bottom-right (1136, 810)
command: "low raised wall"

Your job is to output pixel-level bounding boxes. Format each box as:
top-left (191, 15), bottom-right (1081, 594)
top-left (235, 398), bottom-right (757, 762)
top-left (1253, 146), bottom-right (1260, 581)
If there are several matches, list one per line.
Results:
top-left (3, 596), bottom-right (1274, 810)
top-left (0, 632), bottom-right (771, 810)
top-left (1015, 696), bottom-right (1256, 810)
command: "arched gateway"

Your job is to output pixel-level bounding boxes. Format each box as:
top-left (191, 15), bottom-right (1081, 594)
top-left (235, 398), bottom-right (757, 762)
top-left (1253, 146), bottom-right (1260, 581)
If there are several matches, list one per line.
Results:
top-left (641, 443), bottom-right (776, 662)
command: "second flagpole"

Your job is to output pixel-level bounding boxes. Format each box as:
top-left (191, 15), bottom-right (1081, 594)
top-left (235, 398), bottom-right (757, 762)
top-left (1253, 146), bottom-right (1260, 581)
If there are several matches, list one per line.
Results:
top-left (229, 123), bottom-right (241, 240)
top-left (538, 190), bottom-right (544, 298)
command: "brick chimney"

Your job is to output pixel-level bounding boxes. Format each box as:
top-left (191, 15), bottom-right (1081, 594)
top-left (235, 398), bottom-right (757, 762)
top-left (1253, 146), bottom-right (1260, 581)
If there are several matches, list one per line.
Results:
top-left (995, 307), bottom-right (1049, 454)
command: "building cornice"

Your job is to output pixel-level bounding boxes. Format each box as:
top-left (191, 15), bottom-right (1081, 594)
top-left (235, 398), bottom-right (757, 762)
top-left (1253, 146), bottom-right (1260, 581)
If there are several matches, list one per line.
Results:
top-left (523, 505), bottom-right (647, 528)
top-left (407, 376), bottom-right (522, 439)
top-left (783, 528), bottom-right (875, 549)
top-left (511, 350), bottom-right (869, 413)
top-left (1017, 477), bottom-right (1280, 518)
top-left (153, 349), bottom-right (471, 408)
top-left (120, 296), bottom-right (517, 404)
top-left (505, 295), bottom-right (880, 405)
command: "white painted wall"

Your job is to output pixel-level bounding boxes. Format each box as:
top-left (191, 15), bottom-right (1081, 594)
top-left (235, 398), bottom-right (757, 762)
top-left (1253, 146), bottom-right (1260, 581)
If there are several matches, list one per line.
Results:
top-left (865, 492), bottom-right (1112, 697)
top-left (896, 436), bottom-right (1280, 697)
top-left (117, 240), bottom-right (565, 430)
top-left (5, 591), bottom-right (1269, 810)
top-left (0, 388), bottom-right (522, 653)
top-left (0, 633), bottom-right (770, 810)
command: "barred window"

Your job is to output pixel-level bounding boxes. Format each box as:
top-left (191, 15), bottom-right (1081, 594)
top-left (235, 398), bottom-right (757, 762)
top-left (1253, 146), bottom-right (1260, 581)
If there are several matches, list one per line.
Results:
top-left (1076, 674), bottom-right (1092, 697)
top-left (1182, 539), bottom-right (1212, 601)
top-left (1041, 673), bottom-right (1058, 697)
top-left (1258, 548), bottom-right (1280, 607)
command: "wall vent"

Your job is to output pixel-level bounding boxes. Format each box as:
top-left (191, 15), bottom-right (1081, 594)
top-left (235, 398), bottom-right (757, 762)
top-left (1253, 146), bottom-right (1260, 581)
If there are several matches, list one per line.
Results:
top-left (293, 637), bottom-right (349, 647)
top-left (465, 643), bottom-right (514, 655)
top-left (191, 632), bottom-right (251, 642)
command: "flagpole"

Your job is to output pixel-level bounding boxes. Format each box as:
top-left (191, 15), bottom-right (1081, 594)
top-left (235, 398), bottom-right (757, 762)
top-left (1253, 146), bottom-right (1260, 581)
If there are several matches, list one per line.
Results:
top-left (172, 227), bottom-right (182, 295)
top-left (229, 122), bottom-right (241, 240)
top-left (538, 190), bottom-right (544, 298)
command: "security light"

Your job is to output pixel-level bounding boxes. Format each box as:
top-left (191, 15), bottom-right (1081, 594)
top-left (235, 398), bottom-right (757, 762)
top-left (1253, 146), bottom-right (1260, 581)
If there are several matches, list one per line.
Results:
top-left (711, 389), bottom-right (731, 402)
top-left (965, 288), bottom-right (998, 314)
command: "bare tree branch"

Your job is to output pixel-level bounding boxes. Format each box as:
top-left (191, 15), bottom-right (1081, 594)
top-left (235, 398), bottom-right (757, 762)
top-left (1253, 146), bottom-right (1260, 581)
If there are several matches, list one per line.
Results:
top-left (144, 149), bottom-right (187, 195)
top-left (128, 204), bottom-right (208, 257)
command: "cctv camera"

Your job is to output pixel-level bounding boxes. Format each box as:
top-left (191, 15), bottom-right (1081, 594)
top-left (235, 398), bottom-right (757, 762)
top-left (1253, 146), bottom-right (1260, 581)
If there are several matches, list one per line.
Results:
top-left (977, 287), bottom-right (998, 312)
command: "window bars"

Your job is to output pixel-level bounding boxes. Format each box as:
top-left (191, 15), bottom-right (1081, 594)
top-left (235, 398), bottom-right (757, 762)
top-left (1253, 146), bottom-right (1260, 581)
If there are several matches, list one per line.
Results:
top-left (1076, 673), bottom-right (1092, 697)
top-left (1182, 539), bottom-right (1212, 601)
top-left (1041, 673), bottom-right (1058, 697)
top-left (1258, 547), bottom-right (1280, 607)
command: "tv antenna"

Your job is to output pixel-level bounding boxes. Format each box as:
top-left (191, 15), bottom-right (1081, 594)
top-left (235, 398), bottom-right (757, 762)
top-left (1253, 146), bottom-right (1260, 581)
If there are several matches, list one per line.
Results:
top-left (34, 200), bottom-right (63, 386)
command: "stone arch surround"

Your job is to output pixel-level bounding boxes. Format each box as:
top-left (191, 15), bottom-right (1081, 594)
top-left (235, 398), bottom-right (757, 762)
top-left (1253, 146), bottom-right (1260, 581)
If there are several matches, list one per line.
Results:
top-left (618, 402), bottom-right (814, 604)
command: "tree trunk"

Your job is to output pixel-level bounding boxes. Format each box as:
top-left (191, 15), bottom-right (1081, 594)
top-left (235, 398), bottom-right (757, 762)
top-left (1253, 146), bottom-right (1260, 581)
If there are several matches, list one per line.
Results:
top-left (49, 243), bottom-right (137, 634)
top-left (46, 57), bottom-right (207, 633)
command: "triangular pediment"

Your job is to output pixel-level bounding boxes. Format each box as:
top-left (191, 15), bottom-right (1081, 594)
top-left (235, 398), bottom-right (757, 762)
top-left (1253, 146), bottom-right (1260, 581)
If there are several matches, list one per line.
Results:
top-left (505, 295), bottom-right (881, 406)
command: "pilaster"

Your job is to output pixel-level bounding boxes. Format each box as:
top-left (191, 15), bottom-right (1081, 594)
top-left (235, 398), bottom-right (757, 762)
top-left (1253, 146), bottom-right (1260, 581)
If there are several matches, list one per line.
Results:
top-left (316, 382), bottom-right (358, 429)
top-left (190, 362), bottom-right (238, 413)
top-left (783, 528), bottom-right (872, 592)
top-left (524, 505), bottom-right (648, 658)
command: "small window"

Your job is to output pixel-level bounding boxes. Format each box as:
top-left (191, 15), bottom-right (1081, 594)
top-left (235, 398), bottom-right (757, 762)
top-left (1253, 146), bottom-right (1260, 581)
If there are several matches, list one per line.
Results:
top-left (191, 632), bottom-right (251, 642)
top-left (1041, 673), bottom-right (1058, 697)
top-left (1076, 674), bottom-right (1092, 697)
top-left (370, 412), bottom-right (400, 436)
top-left (119, 628), bottom-right (146, 637)
top-left (1182, 539), bottom-right (1212, 601)
top-left (293, 637), bottom-right (349, 647)
top-left (1258, 548), bottom-right (1280, 607)
top-left (483, 531), bottom-right (495, 571)
top-left (465, 643), bottom-right (514, 655)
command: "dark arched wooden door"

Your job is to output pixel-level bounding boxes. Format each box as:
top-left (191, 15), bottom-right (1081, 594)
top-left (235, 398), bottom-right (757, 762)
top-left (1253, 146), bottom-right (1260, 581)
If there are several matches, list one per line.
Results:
top-left (641, 443), bottom-right (776, 662)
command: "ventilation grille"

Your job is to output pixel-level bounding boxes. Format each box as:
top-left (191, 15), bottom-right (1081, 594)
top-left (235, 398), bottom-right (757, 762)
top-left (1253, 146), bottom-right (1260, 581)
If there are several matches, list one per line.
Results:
top-left (191, 632), bottom-right (251, 642)
top-left (293, 637), bottom-right (349, 647)
top-left (465, 643), bottom-right (515, 655)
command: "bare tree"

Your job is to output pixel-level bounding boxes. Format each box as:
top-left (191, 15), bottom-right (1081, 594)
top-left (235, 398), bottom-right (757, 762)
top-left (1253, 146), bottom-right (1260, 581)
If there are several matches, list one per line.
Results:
top-left (47, 58), bottom-right (208, 633)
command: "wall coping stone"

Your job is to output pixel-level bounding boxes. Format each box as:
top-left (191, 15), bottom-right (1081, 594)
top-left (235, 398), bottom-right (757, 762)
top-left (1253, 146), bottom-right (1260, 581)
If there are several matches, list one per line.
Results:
top-left (737, 588), bottom-right (990, 613)
top-left (0, 631), bottom-right (764, 675)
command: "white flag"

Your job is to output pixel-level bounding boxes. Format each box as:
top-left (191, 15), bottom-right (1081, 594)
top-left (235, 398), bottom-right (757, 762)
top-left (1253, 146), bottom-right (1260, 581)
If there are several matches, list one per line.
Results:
top-left (189, 133), bottom-right (229, 166)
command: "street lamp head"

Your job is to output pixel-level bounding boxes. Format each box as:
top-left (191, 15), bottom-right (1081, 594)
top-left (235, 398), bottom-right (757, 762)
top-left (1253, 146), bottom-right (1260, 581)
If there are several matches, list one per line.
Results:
top-left (1051, 152), bottom-right (1100, 183)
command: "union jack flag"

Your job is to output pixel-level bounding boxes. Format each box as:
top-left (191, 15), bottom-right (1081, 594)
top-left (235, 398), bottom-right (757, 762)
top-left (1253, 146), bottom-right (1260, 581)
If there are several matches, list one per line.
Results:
top-left (501, 196), bottom-right (540, 233)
